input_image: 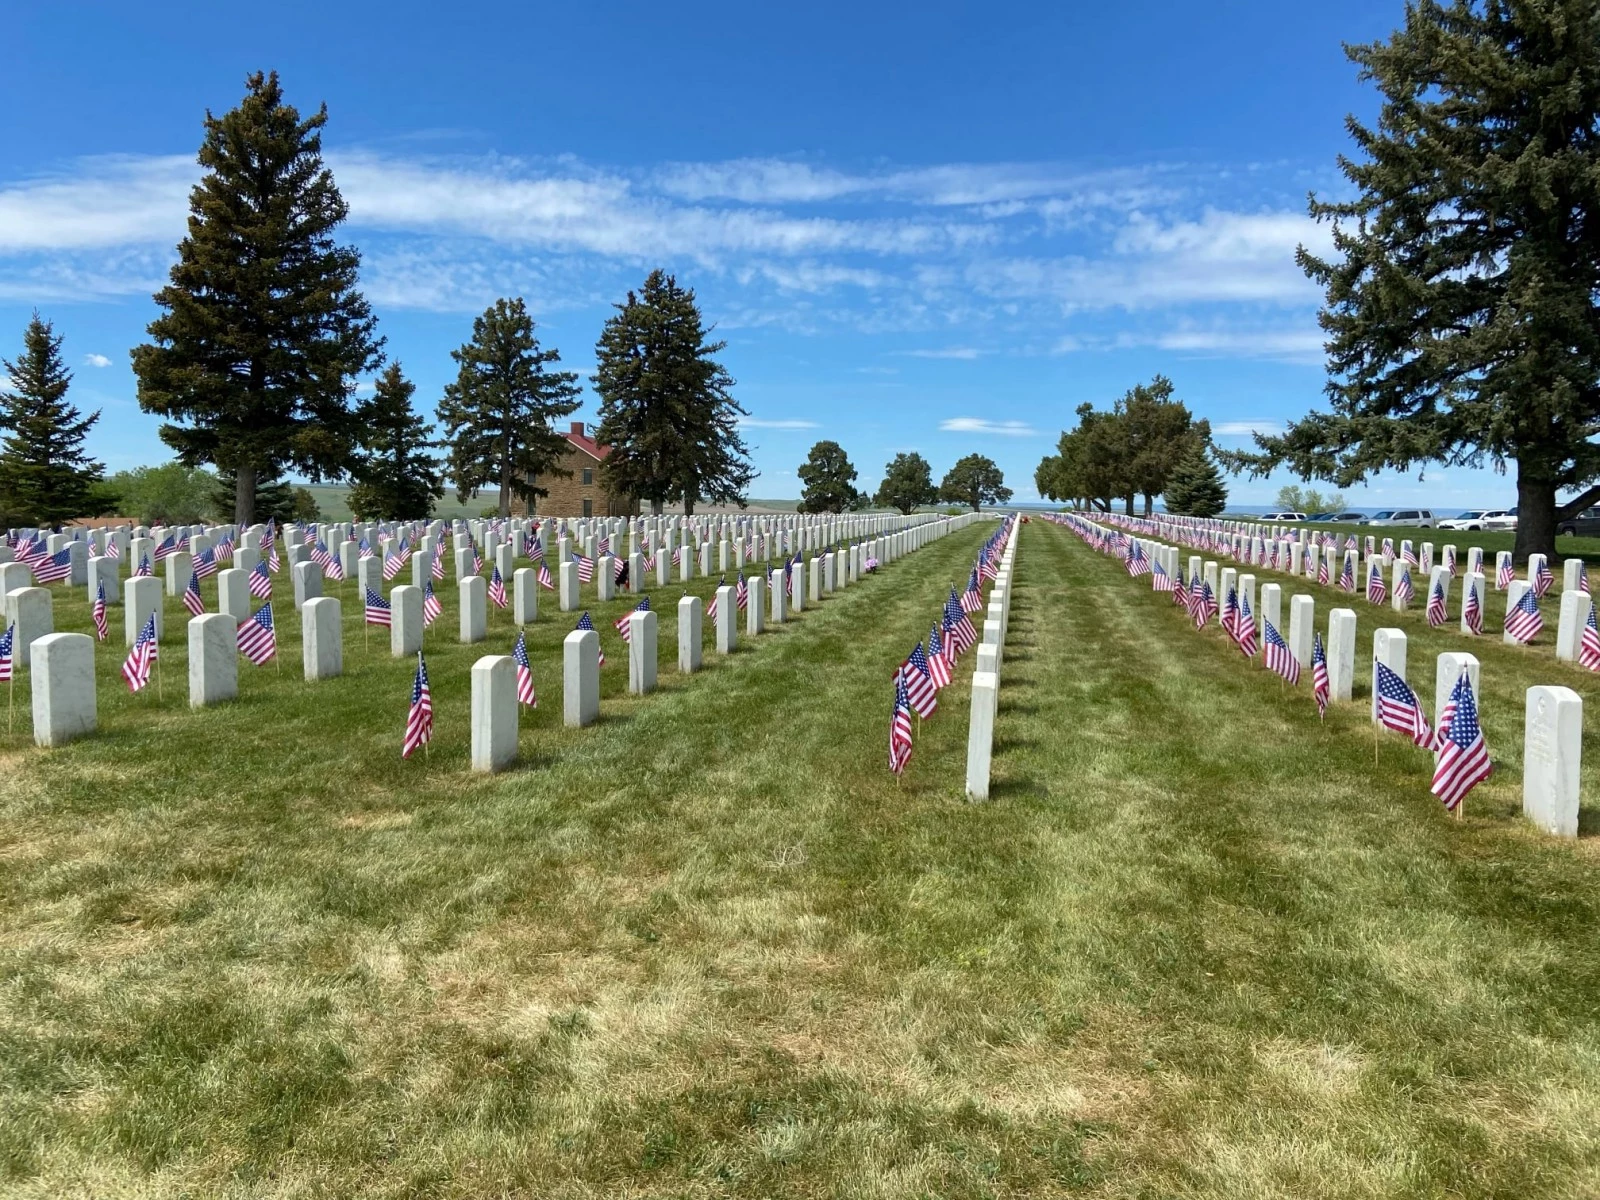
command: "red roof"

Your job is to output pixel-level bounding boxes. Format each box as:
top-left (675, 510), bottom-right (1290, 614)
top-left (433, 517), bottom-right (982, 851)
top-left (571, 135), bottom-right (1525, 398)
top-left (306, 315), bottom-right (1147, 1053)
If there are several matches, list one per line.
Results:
top-left (565, 420), bottom-right (611, 460)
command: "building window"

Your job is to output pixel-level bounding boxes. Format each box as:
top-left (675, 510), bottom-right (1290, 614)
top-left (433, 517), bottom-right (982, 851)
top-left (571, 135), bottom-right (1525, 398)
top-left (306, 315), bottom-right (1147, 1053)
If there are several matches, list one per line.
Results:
top-left (582, 498), bottom-right (593, 517)
top-left (582, 467), bottom-right (594, 486)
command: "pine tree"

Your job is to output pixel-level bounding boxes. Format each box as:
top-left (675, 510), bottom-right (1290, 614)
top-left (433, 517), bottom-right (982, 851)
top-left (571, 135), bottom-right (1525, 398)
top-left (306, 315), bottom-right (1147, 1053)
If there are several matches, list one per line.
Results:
top-left (131, 71), bottom-right (383, 525)
top-left (348, 363), bottom-right (443, 520)
top-left (796, 440), bottom-right (863, 513)
top-left (939, 454), bottom-right (1012, 511)
top-left (0, 314), bottom-right (103, 526)
top-left (593, 270), bottom-right (753, 515)
top-left (1228, 1), bottom-right (1600, 560)
top-left (437, 298), bottom-right (580, 518)
top-left (875, 452), bottom-right (938, 514)
top-left (212, 467), bottom-right (297, 524)
top-left (1164, 445), bottom-right (1228, 517)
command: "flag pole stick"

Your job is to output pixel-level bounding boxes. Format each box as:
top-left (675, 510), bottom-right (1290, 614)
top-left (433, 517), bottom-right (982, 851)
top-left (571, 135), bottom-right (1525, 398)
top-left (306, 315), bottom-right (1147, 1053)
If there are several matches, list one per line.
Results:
top-left (1373, 717), bottom-right (1379, 766)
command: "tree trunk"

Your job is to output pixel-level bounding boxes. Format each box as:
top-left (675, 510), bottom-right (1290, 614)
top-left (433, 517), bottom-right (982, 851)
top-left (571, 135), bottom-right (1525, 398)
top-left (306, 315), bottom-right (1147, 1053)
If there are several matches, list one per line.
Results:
top-left (1143, 492), bottom-right (1154, 517)
top-left (235, 464), bottom-right (256, 526)
top-left (651, 498), bottom-right (664, 517)
top-left (1514, 466), bottom-right (1557, 565)
top-left (498, 455), bottom-right (513, 518)
top-left (1123, 494), bottom-right (1134, 516)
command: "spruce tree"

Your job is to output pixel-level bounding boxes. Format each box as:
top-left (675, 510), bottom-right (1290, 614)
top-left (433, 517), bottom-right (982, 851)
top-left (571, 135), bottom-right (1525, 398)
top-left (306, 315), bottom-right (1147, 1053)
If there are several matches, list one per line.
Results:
top-left (0, 314), bottom-right (103, 526)
top-left (437, 298), bottom-right (580, 518)
top-left (131, 71), bottom-right (383, 525)
top-left (593, 270), bottom-right (753, 515)
top-left (1229, 0), bottom-right (1600, 560)
top-left (875, 452), bottom-right (938, 514)
top-left (939, 454), bottom-right (1012, 511)
top-left (1164, 445), bottom-right (1228, 517)
top-left (348, 363), bottom-right (443, 520)
top-left (796, 440), bottom-right (863, 513)
top-left (212, 467), bottom-right (297, 524)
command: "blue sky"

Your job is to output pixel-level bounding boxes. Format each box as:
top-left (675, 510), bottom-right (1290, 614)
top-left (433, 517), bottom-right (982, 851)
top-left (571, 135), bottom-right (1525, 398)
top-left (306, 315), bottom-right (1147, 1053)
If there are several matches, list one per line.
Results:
top-left (0, 0), bottom-right (1514, 510)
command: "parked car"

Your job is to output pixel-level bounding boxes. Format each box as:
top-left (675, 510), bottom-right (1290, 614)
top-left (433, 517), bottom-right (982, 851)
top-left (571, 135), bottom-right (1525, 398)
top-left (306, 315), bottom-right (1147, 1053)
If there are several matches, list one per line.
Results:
top-left (1558, 507), bottom-right (1600, 537)
top-left (1329, 511), bottom-right (1367, 523)
top-left (1260, 512), bottom-right (1308, 523)
top-left (1305, 512), bottom-right (1337, 521)
top-left (1367, 509), bottom-right (1435, 528)
top-left (1484, 507), bottom-right (1518, 531)
top-left (1438, 509), bottom-right (1512, 531)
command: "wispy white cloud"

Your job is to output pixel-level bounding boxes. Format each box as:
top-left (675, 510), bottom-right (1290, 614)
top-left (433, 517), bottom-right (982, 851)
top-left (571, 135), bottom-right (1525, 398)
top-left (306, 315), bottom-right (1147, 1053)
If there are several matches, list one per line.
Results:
top-left (939, 417), bottom-right (1039, 437)
top-left (1213, 420), bottom-right (1283, 437)
top-left (83, 352), bottom-right (112, 367)
top-left (740, 417), bottom-right (820, 430)
top-left (903, 347), bottom-right (982, 360)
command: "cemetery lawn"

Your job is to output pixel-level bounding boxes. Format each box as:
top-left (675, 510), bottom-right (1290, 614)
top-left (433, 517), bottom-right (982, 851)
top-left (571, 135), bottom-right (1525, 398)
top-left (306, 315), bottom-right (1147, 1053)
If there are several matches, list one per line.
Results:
top-left (3, 520), bottom-right (1600, 1197)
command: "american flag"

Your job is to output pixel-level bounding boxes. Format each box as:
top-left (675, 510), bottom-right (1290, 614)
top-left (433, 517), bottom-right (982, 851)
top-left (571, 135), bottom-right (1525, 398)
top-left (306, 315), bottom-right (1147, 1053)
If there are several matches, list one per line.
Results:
top-left (513, 630), bottom-right (538, 706)
top-left (0, 623), bottom-right (12, 683)
top-left (961, 569), bottom-right (984, 614)
top-left (1431, 669), bottom-right (1491, 811)
top-left (122, 613), bottom-right (159, 691)
top-left (488, 566), bottom-right (508, 609)
top-left (1339, 555), bottom-right (1355, 591)
top-left (889, 673), bottom-right (914, 776)
top-left (576, 611), bottom-right (606, 664)
top-left (33, 549), bottom-right (72, 584)
top-left (133, 554), bottom-right (153, 578)
top-left (1445, 544), bottom-right (1457, 576)
top-left (927, 624), bottom-right (953, 688)
top-left (615, 556), bottom-right (629, 584)
top-left (707, 577), bottom-right (725, 620)
top-left (237, 603), bottom-right (276, 665)
top-left (183, 569), bottom-right (205, 616)
top-left (267, 541), bottom-right (280, 573)
top-left (1580, 563), bottom-right (1591, 594)
top-left (1236, 594), bottom-right (1257, 657)
top-left (1426, 579), bottom-right (1448, 626)
top-left (324, 549), bottom-right (345, 582)
top-left (1395, 567), bottom-right (1415, 606)
top-left (1222, 587), bottom-right (1240, 640)
top-left (423, 581), bottom-right (442, 626)
top-left (1533, 557), bottom-right (1554, 598)
top-left (736, 571), bottom-right (749, 610)
top-left (154, 535), bottom-right (176, 562)
top-left (537, 561), bottom-right (555, 590)
top-left (528, 534), bottom-right (545, 561)
top-left (105, 538), bottom-right (122, 560)
top-left (365, 587), bottom-right (392, 627)
top-left (194, 547), bottom-right (219, 579)
top-left (900, 644), bottom-right (939, 718)
top-left (1375, 660), bottom-right (1432, 746)
top-left (616, 597), bottom-right (650, 642)
top-left (944, 589), bottom-right (977, 652)
top-left (310, 540), bottom-right (333, 569)
top-left (431, 550), bottom-right (445, 580)
top-left (245, 559), bottom-right (271, 599)
top-left (1504, 588), bottom-right (1543, 643)
top-left (574, 554), bottom-right (594, 584)
top-left (1263, 618), bottom-right (1298, 684)
top-left (1582, 605), bottom-right (1600, 671)
top-left (1311, 632), bottom-right (1329, 718)
top-left (1151, 560), bottom-right (1173, 592)
top-left (1172, 568), bottom-right (1189, 608)
top-left (1126, 541), bottom-right (1150, 576)
top-left (402, 652), bottom-right (433, 758)
top-left (92, 582), bottom-right (108, 641)
top-left (1317, 553), bottom-right (1331, 586)
top-left (213, 535), bottom-right (233, 562)
top-left (1381, 537), bottom-right (1393, 558)
top-left (1193, 581), bottom-right (1217, 629)
top-left (382, 544), bottom-right (405, 581)
top-left (1401, 540), bottom-right (1417, 567)
top-left (1464, 581), bottom-right (1483, 634)
top-left (1496, 556), bottom-right (1514, 589)
top-left (1366, 561), bottom-right (1388, 605)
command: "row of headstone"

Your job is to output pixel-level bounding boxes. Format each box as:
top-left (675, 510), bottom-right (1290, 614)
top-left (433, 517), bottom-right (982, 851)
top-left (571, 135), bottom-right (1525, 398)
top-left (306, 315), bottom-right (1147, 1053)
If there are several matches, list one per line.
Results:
top-left (1112, 525), bottom-right (1585, 837)
top-left (965, 523), bottom-right (1020, 802)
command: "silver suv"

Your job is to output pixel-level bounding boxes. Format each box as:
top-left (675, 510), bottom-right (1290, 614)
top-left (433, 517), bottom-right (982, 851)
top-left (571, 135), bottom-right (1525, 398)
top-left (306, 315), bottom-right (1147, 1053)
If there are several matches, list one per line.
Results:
top-left (1368, 508), bottom-right (1435, 528)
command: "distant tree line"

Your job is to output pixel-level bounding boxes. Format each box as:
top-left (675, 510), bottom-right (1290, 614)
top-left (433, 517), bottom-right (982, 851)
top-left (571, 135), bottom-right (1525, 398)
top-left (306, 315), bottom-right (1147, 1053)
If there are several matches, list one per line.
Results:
top-left (0, 72), bottom-right (751, 529)
top-left (792, 443), bottom-right (1013, 514)
top-left (1033, 376), bottom-right (1224, 517)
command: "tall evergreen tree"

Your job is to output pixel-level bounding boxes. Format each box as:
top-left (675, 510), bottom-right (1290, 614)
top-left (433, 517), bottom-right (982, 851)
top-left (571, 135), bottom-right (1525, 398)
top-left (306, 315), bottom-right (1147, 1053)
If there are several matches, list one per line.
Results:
top-left (131, 71), bottom-right (383, 526)
top-left (796, 440), bottom-right (863, 513)
top-left (0, 314), bottom-right (103, 526)
top-left (1226, 0), bottom-right (1600, 560)
top-left (437, 298), bottom-right (580, 518)
top-left (1116, 375), bottom-right (1209, 516)
top-left (348, 363), bottom-right (444, 520)
top-left (212, 467), bottom-right (297, 524)
top-left (593, 270), bottom-right (753, 515)
top-left (874, 451), bottom-right (939, 514)
top-left (939, 454), bottom-right (1012, 511)
top-left (1163, 445), bottom-right (1228, 517)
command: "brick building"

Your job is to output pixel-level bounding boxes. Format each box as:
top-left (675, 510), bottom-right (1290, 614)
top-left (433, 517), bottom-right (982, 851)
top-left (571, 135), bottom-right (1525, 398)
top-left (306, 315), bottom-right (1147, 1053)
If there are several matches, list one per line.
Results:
top-left (515, 421), bottom-right (638, 518)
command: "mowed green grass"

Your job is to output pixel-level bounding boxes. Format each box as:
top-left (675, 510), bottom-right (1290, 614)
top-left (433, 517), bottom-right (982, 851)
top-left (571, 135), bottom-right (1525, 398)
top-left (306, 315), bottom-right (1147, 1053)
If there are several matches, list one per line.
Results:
top-left (2, 520), bottom-right (1600, 1197)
